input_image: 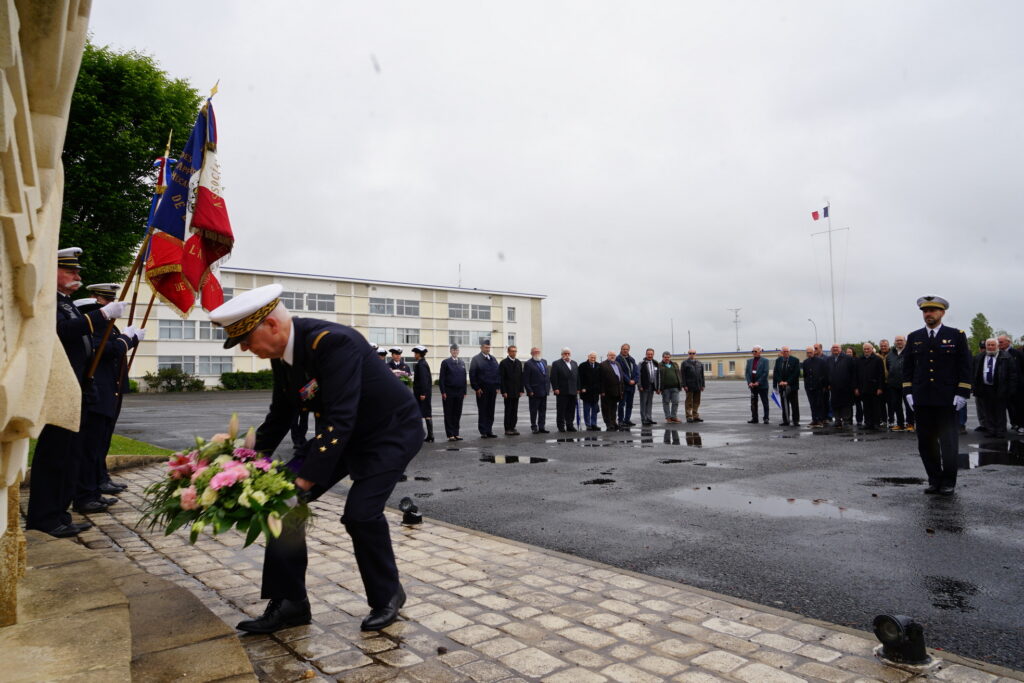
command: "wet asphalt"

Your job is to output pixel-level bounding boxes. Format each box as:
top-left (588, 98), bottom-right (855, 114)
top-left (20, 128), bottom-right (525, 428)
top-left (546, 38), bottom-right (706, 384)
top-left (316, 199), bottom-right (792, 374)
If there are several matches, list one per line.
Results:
top-left (117, 383), bottom-right (1024, 670)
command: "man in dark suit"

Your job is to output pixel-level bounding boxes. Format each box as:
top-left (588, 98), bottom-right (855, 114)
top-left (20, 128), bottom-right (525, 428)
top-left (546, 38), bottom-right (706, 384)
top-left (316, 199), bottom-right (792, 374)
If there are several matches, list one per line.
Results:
top-left (681, 349), bottom-right (706, 423)
top-left (616, 344), bottom-right (639, 427)
top-left (599, 351), bottom-right (625, 431)
top-left (27, 248), bottom-right (126, 538)
top-left (998, 334), bottom-right (1024, 433)
top-left (827, 344), bottom-right (856, 428)
top-left (772, 346), bottom-right (801, 426)
top-left (973, 338), bottom-right (1017, 439)
top-left (903, 295), bottom-right (972, 495)
top-left (499, 345), bottom-right (524, 436)
top-left (578, 352), bottom-right (602, 430)
top-left (855, 343), bottom-right (885, 430)
top-left (469, 340), bottom-right (500, 438)
top-left (438, 344), bottom-right (467, 441)
top-left (802, 345), bottom-right (829, 427)
top-left (211, 284), bottom-right (421, 633)
top-left (523, 347), bottom-right (550, 434)
top-left (549, 347), bottom-right (579, 432)
top-left (744, 346), bottom-right (770, 424)
top-left (638, 348), bottom-right (660, 425)
top-left (412, 345), bottom-right (433, 442)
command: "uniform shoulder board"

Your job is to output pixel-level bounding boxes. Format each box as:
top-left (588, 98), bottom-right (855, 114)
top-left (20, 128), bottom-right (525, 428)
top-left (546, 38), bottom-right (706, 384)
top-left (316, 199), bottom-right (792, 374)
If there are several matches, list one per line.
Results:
top-left (311, 330), bottom-right (331, 350)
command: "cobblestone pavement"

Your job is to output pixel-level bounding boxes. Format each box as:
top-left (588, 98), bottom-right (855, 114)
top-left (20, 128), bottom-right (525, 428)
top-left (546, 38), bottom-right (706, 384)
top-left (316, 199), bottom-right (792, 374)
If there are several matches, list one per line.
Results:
top-left (63, 465), bottom-right (1020, 683)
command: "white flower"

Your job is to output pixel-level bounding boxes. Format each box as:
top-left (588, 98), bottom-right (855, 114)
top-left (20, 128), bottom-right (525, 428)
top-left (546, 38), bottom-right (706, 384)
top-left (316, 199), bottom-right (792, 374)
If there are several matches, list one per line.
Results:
top-left (251, 491), bottom-right (268, 505)
top-left (200, 487), bottom-right (218, 507)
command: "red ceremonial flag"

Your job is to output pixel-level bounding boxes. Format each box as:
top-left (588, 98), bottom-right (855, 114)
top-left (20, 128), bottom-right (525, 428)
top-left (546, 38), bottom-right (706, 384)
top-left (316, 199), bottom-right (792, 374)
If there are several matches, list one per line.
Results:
top-left (811, 210), bottom-right (820, 221)
top-left (201, 271), bottom-right (225, 311)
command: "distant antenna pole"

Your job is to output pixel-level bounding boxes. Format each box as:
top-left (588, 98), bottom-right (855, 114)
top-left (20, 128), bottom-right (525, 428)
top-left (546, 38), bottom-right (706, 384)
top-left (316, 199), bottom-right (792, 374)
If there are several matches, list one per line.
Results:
top-left (810, 200), bottom-right (850, 345)
top-left (687, 329), bottom-right (692, 350)
top-left (727, 308), bottom-right (741, 352)
top-left (458, 263), bottom-right (462, 288)
top-left (671, 318), bottom-right (675, 354)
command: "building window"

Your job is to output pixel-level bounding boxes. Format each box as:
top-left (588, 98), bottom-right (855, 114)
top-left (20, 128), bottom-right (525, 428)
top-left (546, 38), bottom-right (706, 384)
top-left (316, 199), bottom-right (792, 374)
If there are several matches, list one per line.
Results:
top-left (507, 306), bottom-right (516, 322)
top-left (474, 331), bottom-right (492, 346)
top-left (470, 304), bottom-right (491, 320)
top-left (280, 290), bottom-right (304, 310)
top-left (728, 361), bottom-right (736, 373)
top-left (507, 333), bottom-right (516, 348)
top-left (369, 327), bottom-right (395, 346)
top-left (198, 356), bottom-right (233, 375)
top-left (158, 356), bottom-right (196, 373)
top-left (306, 293), bottom-right (335, 312)
top-left (703, 362), bottom-right (712, 372)
top-left (449, 330), bottom-right (471, 347)
top-left (370, 297), bottom-right (394, 315)
top-left (395, 299), bottom-right (420, 316)
top-left (448, 303), bottom-right (469, 319)
top-left (198, 321), bottom-right (226, 341)
top-left (220, 287), bottom-right (234, 300)
top-left (159, 319), bottom-right (196, 340)
top-left (397, 328), bottom-right (420, 344)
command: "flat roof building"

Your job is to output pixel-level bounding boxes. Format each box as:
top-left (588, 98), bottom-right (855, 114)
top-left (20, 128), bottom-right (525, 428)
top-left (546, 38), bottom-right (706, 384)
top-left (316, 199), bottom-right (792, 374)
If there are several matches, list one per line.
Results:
top-left (132, 266), bottom-right (545, 387)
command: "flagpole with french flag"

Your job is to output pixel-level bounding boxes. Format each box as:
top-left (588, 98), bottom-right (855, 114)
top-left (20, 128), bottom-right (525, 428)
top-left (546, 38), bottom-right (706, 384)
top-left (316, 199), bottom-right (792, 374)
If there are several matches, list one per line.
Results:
top-left (809, 200), bottom-right (841, 345)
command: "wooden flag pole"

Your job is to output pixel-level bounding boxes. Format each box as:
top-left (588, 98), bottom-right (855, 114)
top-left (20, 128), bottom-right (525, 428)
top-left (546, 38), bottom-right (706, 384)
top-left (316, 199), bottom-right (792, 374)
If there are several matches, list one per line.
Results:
top-left (125, 292), bottom-right (156, 375)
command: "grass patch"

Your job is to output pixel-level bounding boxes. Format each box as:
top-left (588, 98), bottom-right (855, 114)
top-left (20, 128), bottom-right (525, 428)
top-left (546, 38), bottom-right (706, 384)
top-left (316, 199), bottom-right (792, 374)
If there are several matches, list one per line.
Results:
top-left (28, 434), bottom-right (172, 465)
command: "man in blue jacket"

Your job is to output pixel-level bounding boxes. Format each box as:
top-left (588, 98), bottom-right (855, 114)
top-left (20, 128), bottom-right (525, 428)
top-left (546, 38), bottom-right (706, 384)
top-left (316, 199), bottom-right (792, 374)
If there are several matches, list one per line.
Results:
top-left (744, 346), bottom-right (770, 424)
top-left (523, 347), bottom-right (550, 433)
top-left (616, 344), bottom-right (640, 427)
top-left (438, 344), bottom-right (467, 441)
top-left (469, 340), bottom-right (501, 438)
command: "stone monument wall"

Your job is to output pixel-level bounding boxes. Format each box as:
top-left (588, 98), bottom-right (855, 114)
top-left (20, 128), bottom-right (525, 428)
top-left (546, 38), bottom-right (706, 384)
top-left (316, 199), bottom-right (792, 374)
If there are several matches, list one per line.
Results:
top-left (0, 0), bottom-right (92, 626)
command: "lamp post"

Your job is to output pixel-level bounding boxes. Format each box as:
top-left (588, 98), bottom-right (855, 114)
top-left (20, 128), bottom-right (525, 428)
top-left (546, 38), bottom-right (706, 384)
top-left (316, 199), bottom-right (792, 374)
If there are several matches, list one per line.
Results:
top-left (808, 318), bottom-right (818, 345)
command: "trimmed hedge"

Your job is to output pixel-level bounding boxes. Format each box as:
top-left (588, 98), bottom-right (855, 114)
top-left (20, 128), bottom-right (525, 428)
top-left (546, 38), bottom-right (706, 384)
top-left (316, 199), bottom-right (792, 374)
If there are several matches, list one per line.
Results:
top-left (220, 370), bottom-right (275, 390)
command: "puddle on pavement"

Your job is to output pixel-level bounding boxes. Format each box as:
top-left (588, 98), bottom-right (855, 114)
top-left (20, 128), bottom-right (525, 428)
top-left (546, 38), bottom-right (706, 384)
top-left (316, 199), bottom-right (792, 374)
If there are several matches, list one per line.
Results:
top-left (582, 478), bottom-right (615, 485)
top-left (924, 575), bottom-right (977, 612)
top-left (692, 461), bottom-right (743, 469)
top-left (413, 476), bottom-right (432, 481)
top-left (959, 444), bottom-right (1024, 469)
top-left (669, 485), bottom-right (885, 521)
top-left (659, 458), bottom-right (695, 464)
top-left (865, 477), bottom-right (926, 487)
top-left (440, 487), bottom-right (462, 492)
top-left (479, 454), bottom-right (548, 464)
top-left (414, 492), bottom-right (432, 498)
top-left (547, 430), bottom-right (746, 449)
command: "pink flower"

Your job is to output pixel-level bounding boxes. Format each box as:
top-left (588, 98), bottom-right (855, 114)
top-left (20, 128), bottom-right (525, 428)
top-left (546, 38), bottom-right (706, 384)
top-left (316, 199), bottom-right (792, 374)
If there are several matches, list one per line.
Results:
top-left (209, 462), bottom-right (250, 490)
top-left (180, 486), bottom-right (198, 510)
top-left (209, 433), bottom-right (230, 443)
top-left (233, 448), bottom-right (259, 462)
top-left (253, 458), bottom-right (273, 472)
top-left (168, 454), bottom-right (193, 480)
top-left (190, 462), bottom-right (209, 482)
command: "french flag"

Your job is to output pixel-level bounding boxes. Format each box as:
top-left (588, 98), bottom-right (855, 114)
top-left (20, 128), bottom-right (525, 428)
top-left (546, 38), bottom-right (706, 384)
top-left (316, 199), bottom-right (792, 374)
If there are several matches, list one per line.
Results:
top-left (811, 205), bottom-right (829, 221)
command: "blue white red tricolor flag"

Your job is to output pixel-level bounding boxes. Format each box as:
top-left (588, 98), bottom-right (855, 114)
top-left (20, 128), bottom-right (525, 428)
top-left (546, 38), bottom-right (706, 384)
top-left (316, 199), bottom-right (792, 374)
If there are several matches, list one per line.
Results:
top-left (811, 205), bottom-right (829, 221)
top-left (147, 97), bottom-right (234, 316)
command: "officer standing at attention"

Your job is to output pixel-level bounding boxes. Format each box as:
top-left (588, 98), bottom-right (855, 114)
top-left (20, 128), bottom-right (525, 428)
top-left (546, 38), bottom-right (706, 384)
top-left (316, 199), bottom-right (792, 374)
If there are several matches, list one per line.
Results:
top-left (469, 339), bottom-right (501, 438)
top-left (903, 296), bottom-right (972, 495)
top-left (438, 344), bottom-right (467, 441)
top-left (27, 248), bottom-right (125, 537)
top-left (412, 345), bottom-right (434, 442)
top-left (210, 284), bottom-right (421, 633)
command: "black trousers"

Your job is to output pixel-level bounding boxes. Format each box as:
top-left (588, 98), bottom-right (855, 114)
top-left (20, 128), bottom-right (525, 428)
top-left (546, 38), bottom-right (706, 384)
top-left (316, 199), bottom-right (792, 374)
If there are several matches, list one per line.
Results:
top-left (831, 390), bottom-right (853, 424)
top-left (476, 388), bottom-right (497, 435)
top-left (780, 386), bottom-right (800, 424)
top-left (442, 393), bottom-right (464, 437)
top-left (528, 395), bottom-right (547, 430)
top-left (806, 388), bottom-right (827, 423)
top-left (601, 395), bottom-right (620, 428)
top-left (914, 404), bottom-right (960, 488)
top-left (749, 387), bottom-right (769, 419)
top-left (885, 386), bottom-right (905, 427)
top-left (27, 423), bottom-right (82, 531)
top-left (263, 468), bottom-right (405, 608)
top-left (861, 392), bottom-right (882, 428)
top-left (503, 394), bottom-right (520, 431)
top-left (977, 391), bottom-right (1008, 436)
top-left (75, 413), bottom-right (112, 506)
top-left (555, 393), bottom-right (577, 429)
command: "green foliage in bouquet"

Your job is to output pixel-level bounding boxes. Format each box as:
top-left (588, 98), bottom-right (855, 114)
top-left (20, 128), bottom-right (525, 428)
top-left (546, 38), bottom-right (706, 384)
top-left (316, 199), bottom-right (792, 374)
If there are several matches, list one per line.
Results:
top-left (140, 414), bottom-right (310, 547)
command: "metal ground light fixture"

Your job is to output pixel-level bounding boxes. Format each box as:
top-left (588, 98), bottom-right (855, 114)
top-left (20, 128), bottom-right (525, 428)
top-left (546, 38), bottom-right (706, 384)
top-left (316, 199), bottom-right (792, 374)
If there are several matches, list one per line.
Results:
top-left (872, 614), bottom-right (933, 668)
top-left (399, 496), bottom-right (422, 526)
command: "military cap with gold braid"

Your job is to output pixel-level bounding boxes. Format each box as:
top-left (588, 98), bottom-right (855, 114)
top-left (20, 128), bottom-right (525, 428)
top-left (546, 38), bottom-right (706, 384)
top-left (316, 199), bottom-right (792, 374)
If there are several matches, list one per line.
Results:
top-left (86, 283), bottom-right (120, 300)
top-left (209, 284), bottom-right (283, 349)
top-left (57, 247), bottom-right (83, 270)
top-left (916, 295), bottom-right (949, 310)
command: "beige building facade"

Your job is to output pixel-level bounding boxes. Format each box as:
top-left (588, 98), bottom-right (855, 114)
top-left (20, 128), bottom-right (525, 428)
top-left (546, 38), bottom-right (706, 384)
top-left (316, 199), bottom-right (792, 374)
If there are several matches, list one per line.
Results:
top-left (132, 266), bottom-right (545, 386)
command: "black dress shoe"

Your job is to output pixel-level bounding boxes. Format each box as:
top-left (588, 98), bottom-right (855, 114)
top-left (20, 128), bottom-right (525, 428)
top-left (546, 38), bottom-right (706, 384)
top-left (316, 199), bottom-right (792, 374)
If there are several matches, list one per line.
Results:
top-left (566, 427), bottom-right (577, 432)
top-left (923, 486), bottom-right (940, 494)
top-left (747, 419), bottom-right (758, 424)
top-left (361, 586), bottom-right (406, 631)
top-left (538, 429), bottom-right (549, 434)
top-left (695, 418), bottom-right (704, 423)
top-left (71, 522), bottom-right (93, 532)
top-left (938, 486), bottom-right (956, 496)
top-left (779, 422), bottom-right (789, 426)
top-left (99, 496), bottom-right (119, 506)
top-left (236, 598), bottom-right (311, 634)
top-left (37, 523), bottom-right (80, 538)
top-left (72, 500), bottom-right (109, 514)
top-left (763, 417), bottom-right (770, 424)
top-left (98, 481), bottom-right (126, 494)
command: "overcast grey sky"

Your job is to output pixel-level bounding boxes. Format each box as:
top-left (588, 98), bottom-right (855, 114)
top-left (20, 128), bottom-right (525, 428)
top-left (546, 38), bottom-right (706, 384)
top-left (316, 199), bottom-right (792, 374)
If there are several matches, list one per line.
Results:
top-left (89, 1), bottom-right (1024, 355)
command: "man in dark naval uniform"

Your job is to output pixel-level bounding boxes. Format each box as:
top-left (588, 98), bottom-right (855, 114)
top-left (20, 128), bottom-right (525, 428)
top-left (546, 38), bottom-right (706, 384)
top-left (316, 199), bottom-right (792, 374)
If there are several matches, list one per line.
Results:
top-left (438, 343), bottom-right (467, 441)
top-left (210, 284), bottom-right (421, 633)
top-left (903, 295), bottom-right (972, 495)
top-left (412, 345), bottom-right (433, 442)
top-left (27, 248), bottom-right (126, 537)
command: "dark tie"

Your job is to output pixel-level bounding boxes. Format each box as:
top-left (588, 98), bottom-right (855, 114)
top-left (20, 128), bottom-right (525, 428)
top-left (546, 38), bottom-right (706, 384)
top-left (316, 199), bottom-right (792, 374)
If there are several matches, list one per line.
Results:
top-left (929, 330), bottom-right (935, 339)
top-left (986, 358), bottom-right (994, 384)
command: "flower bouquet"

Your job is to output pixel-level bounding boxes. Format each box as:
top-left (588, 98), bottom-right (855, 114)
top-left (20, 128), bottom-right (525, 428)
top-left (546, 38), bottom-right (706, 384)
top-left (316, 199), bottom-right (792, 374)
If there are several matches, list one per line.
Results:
top-left (392, 368), bottom-right (413, 389)
top-left (140, 414), bottom-right (310, 547)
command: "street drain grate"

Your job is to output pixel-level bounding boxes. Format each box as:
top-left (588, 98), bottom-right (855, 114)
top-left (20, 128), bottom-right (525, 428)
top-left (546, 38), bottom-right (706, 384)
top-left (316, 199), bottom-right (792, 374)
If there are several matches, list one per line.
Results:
top-left (582, 478), bottom-right (615, 485)
top-left (479, 455), bottom-right (548, 464)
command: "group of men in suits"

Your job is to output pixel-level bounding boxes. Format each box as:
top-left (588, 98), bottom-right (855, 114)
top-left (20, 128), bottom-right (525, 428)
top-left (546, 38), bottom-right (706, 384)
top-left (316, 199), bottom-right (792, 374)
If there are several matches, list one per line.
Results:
top-left (971, 335), bottom-right (1022, 439)
top-left (27, 248), bottom-right (142, 539)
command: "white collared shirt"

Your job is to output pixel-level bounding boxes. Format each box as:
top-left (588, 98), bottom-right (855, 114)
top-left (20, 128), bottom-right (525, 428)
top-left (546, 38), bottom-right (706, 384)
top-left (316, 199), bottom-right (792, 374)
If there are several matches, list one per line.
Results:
top-left (282, 320), bottom-right (296, 365)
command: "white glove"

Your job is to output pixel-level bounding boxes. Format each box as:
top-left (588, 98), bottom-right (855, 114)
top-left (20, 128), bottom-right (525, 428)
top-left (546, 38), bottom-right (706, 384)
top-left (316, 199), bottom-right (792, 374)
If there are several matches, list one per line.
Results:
top-left (906, 394), bottom-right (914, 409)
top-left (100, 300), bottom-right (125, 320)
top-left (953, 395), bottom-right (968, 411)
top-left (123, 325), bottom-right (136, 339)
top-left (134, 327), bottom-right (146, 342)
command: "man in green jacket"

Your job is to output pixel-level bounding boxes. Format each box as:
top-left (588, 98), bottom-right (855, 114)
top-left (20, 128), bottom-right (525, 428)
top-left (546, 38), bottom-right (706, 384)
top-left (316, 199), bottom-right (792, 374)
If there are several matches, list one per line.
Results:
top-left (660, 352), bottom-right (683, 423)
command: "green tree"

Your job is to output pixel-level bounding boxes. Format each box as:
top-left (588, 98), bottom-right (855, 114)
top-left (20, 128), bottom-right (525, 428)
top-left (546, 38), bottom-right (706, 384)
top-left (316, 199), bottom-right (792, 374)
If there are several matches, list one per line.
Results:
top-left (61, 41), bottom-right (201, 288)
top-left (967, 313), bottom-right (994, 352)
